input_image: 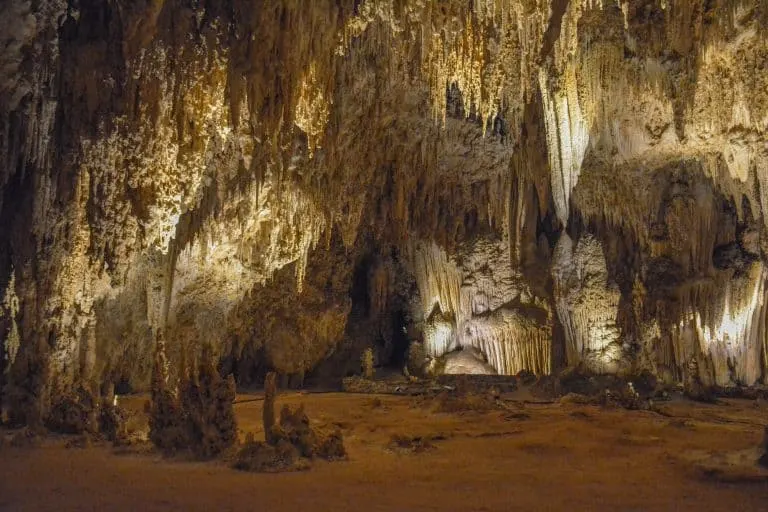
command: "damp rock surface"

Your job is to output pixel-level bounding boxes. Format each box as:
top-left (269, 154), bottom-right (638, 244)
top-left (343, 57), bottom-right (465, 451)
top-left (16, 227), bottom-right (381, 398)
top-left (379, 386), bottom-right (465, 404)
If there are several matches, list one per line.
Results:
top-left (1, 0), bottom-right (768, 427)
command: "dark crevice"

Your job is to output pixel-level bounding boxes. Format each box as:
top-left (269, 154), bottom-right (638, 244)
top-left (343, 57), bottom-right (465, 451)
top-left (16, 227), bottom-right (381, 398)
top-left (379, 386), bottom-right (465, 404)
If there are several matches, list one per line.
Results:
top-left (539, 0), bottom-right (571, 63)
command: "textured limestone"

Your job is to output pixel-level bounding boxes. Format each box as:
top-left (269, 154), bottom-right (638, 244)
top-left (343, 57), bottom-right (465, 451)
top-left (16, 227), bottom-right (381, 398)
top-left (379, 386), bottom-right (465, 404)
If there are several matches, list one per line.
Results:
top-left (552, 233), bottom-right (624, 374)
top-left (412, 238), bottom-right (551, 375)
top-left (443, 347), bottom-right (498, 375)
top-left (1, 1), bottom-right (768, 422)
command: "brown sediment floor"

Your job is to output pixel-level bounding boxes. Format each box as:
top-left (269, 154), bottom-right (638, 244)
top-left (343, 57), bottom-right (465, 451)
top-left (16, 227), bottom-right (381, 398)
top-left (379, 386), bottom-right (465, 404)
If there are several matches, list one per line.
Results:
top-left (1, 393), bottom-right (767, 511)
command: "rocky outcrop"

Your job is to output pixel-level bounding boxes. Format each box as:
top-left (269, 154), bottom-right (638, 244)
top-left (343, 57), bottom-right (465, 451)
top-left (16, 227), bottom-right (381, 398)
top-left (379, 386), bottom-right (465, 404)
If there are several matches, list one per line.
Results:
top-left (1, 1), bottom-right (768, 422)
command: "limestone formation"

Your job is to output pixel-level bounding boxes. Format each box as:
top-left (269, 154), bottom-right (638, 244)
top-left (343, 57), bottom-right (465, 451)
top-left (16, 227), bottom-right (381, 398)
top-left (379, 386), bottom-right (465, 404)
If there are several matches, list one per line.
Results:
top-left (148, 338), bottom-right (187, 453)
top-left (179, 349), bottom-right (237, 459)
top-left (552, 233), bottom-right (624, 374)
top-left (443, 347), bottom-right (498, 375)
top-left (148, 340), bottom-right (237, 457)
top-left (406, 341), bottom-right (427, 377)
top-left (263, 371), bottom-right (277, 444)
top-left (361, 348), bottom-right (375, 380)
top-left (1, 1), bottom-right (768, 422)
top-left (235, 374), bottom-right (345, 472)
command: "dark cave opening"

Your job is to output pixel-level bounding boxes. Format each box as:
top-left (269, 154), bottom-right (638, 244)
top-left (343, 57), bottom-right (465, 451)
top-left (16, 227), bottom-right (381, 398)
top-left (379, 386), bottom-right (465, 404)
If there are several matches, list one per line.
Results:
top-left (348, 250), bottom-right (415, 371)
top-left (385, 309), bottom-right (410, 368)
top-left (350, 255), bottom-right (372, 318)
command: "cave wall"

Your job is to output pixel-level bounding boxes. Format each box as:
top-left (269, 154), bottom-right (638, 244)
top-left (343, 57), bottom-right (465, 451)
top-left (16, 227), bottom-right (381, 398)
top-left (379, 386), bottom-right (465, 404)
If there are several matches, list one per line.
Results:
top-left (1, 0), bottom-right (768, 421)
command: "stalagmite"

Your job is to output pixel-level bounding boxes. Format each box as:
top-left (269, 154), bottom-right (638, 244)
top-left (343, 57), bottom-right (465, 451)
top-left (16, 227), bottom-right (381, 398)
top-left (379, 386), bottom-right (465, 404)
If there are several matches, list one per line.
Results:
top-left (1, 269), bottom-right (20, 370)
top-left (263, 372), bottom-right (277, 445)
top-left (552, 234), bottom-right (623, 373)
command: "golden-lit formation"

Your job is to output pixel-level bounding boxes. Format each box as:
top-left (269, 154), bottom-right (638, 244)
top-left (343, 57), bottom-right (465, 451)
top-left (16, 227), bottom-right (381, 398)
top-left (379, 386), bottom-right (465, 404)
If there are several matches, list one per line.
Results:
top-left (553, 234), bottom-right (623, 374)
top-left (413, 238), bottom-right (551, 375)
top-left (692, 263), bottom-right (766, 386)
top-left (1, 270), bottom-right (20, 370)
top-left (0, 1), bottom-right (768, 427)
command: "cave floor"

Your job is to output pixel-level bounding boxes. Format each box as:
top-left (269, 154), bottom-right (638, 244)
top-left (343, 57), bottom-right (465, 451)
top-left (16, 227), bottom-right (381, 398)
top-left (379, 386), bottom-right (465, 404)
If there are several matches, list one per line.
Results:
top-left (2, 392), bottom-right (768, 511)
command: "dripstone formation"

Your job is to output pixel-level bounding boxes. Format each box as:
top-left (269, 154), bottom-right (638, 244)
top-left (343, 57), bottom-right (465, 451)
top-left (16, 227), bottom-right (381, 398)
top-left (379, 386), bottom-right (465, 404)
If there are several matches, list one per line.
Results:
top-left (2, 1), bottom-right (768, 423)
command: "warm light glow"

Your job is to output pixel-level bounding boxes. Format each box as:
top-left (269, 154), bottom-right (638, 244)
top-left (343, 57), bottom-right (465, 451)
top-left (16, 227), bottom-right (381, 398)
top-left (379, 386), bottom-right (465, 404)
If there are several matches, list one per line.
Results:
top-left (413, 239), bottom-right (551, 374)
top-left (682, 264), bottom-right (767, 386)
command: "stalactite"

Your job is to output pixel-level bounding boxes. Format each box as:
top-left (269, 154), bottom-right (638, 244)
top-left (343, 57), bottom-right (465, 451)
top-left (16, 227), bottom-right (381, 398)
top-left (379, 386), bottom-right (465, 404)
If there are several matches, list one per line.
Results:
top-left (343, 0), bottom-right (550, 132)
top-left (411, 237), bottom-right (551, 374)
top-left (0, 0), bottom-right (64, 187)
top-left (411, 240), bottom-right (463, 330)
top-left (460, 309), bottom-right (551, 375)
top-left (0, 0), bottom-right (767, 412)
top-left (538, 67), bottom-right (591, 225)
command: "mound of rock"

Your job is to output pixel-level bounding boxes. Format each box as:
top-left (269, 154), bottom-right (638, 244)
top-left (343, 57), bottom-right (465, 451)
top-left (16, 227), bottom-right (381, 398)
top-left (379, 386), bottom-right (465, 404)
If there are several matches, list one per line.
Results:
top-left (234, 372), bottom-right (346, 473)
top-left (442, 347), bottom-right (497, 375)
top-left (233, 437), bottom-right (309, 473)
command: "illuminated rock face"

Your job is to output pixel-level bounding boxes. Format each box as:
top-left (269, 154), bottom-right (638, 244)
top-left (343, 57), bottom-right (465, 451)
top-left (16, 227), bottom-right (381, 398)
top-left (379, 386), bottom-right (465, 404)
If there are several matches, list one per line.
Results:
top-left (443, 347), bottom-right (498, 375)
top-left (1, 1), bottom-right (768, 419)
top-left (413, 239), bottom-right (551, 375)
top-left (553, 234), bottom-right (624, 374)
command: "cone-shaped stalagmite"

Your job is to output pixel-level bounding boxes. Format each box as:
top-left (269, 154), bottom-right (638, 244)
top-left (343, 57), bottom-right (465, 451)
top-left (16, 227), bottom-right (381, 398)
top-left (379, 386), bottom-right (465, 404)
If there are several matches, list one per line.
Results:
top-left (263, 372), bottom-right (277, 445)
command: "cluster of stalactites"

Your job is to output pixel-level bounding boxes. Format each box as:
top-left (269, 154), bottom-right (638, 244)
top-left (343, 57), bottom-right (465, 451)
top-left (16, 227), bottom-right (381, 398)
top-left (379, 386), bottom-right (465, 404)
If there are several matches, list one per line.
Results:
top-left (181, 179), bottom-right (328, 291)
top-left (537, 0), bottom-right (768, 227)
top-left (670, 263), bottom-right (768, 387)
top-left (71, 0), bottom-right (562, 285)
top-left (55, 24), bottom-right (333, 347)
top-left (411, 239), bottom-right (551, 375)
top-left (460, 309), bottom-right (551, 375)
top-left (341, 0), bottom-right (550, 131)
top-left (537, 0), bottom-right (625, 224)
top-left (0, 0), bottom-right (65, 198)
top-left (411, 240), bottom-right (464, 330)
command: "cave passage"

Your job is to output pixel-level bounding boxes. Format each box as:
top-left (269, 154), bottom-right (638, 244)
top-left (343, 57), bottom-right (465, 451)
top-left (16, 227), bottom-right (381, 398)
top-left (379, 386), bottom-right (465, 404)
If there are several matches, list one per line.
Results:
top-left (2, 2), bottom-right (768, 506)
